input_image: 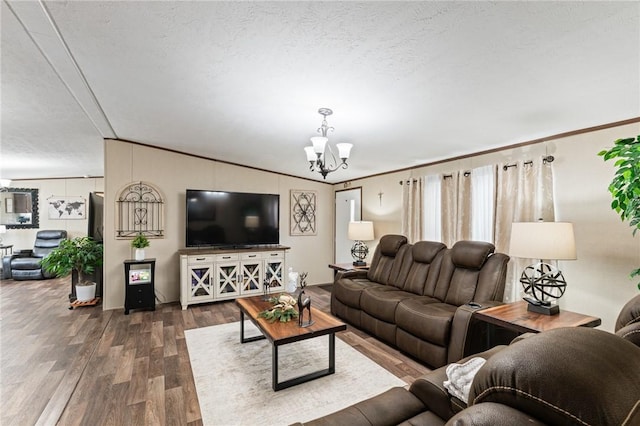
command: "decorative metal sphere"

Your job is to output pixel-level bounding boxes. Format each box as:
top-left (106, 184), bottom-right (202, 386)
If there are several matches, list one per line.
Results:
top-left (351, 241), bottom-right (369, 262)
top-left (519, 262), bottom-right (567, 303)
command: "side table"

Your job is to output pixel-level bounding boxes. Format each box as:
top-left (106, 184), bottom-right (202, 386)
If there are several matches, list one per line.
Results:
top-left (124, 258), bottom-right (156, 315)
top-left (0, 244), bottom-right (13, 256)
top-left (328, 262), bottom-right (369, 278)
top-left (474, 301), bottom-right (601, 347)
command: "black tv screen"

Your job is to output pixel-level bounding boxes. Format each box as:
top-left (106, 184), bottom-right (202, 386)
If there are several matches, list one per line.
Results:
top-left (186, 189), bottom-right (280, 248)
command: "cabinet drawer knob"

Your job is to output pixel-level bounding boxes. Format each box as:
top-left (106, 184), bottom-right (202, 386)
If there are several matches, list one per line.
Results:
top-left (223, 256), bottom-right (231, 259)
top-left (196, 257), bottom-right (206, 261)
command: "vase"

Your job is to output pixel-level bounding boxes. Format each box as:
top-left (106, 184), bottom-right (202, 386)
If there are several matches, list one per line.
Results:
top-left (76, 282), bottom-right (96, 302)
top-left (135, 248), bottom-right (145, 261)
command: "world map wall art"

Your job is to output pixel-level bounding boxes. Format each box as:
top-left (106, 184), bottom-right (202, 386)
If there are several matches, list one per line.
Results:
top-left (47, 196), bottom-right (86, 220)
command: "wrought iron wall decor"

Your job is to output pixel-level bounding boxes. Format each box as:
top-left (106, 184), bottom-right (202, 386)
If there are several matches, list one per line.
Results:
top-left (116, 181), bottom-right (164, 238)
top-left (290, 190), bottom-right (317, 236)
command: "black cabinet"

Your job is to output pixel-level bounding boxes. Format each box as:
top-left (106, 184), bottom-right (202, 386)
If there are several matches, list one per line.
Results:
top-left (124, 259), bottom-right (156, 315)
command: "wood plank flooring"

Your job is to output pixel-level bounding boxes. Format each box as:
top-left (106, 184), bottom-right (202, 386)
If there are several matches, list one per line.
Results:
top-left (0, 277), bottom-right (430, 425)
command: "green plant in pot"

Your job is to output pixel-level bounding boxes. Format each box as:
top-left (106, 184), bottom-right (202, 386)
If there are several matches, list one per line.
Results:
top-left (598, 135), bottom-right (640, 290)
top-left (41, 236), bottom-right (104, 301)
top-left (131, 233), bottom-right (149, 261)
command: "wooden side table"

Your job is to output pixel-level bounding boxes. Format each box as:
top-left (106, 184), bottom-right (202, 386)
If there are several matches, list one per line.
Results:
top-left (474, 301), bottom-right (601, 347)
top-left (0, 244), bottom-right (13, 256)
top-left (328, 263), bottom-right (369, 278)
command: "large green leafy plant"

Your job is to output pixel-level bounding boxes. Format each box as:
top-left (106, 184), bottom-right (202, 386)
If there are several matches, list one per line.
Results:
top-left (41, 236), bottom-right (103, 285)
top-left (598, 135), bottom-right (640, 289)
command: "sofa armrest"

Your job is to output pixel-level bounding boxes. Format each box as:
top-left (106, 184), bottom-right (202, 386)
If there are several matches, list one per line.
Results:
top-left (335, 269), bottom-right (368, 281)
top-left (410, 344), bottom-right (507, 421)
top-left (447, 301), bottom-right (504, 364)
top-left (298, 387), bottom-right (425, 426)
top-left (2, 255), bottom-right (13, 279)
top-left (445, 403), bottom-right (545, 426)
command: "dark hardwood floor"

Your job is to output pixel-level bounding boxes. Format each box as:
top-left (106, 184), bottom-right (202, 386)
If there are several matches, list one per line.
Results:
top-left (0, 277), bottom-right (430, 425)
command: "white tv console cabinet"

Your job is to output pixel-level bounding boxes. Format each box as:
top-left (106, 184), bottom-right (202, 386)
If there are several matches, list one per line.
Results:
top-left (178, 246), bottom-right (289, 310)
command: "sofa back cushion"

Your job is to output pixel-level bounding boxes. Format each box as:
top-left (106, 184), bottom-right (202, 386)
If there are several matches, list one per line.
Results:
top-left (399, 241), bottom-right (446, 295)
top-left (32, 230), bottom-right (68, 258)
top-left (435, 241), bottom-right (505, 306)
top-left (366, 234), bottom-right (408, 285)
top-left (387, 244), bottom-right (413, 289)
top-left (470, 327), bottom-right (640, 426)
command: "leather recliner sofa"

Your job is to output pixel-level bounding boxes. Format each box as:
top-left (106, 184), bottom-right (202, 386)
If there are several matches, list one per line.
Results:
top-left (2, 230), bottom-right (67, 280)
top-left (332, 234), bottom-right (509, 368)
top-left (298, 322), bottom-right (640, 426)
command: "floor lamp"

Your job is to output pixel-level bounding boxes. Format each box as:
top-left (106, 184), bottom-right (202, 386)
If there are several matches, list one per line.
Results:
top-left (509, 221), bottom-right (576, 315)
top-left (348, 221), bottom-right (374, 266)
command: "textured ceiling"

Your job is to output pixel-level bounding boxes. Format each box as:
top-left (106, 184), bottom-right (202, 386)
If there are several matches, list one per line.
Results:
top-left (1, 1), bottom-right (639, 183)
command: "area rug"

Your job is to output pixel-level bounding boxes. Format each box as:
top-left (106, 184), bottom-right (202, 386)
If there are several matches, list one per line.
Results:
top-left (185, 321), bottom-right (407, 426)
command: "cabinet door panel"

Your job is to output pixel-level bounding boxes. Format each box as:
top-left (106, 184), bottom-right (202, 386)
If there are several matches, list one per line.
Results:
top-left (188, 264), bottom-right (214, 301)
top-left (240, 261), bottom-right (262, 295)
top-left (216, 262), bottom-right (240, 298)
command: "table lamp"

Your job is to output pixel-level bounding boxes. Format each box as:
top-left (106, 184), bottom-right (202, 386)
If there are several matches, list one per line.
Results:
top-left (0, 225), bottom-right (6, 244)
top-left (348, 221), bottom-right (374, 266)
top-left (509, 221), bottom-right (576, 315)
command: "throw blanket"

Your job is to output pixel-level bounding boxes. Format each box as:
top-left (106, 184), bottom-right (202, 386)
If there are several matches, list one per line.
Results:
top-left (443, 357), bottom-right (486, 404)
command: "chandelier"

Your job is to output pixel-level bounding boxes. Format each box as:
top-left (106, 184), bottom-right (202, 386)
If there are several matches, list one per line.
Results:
top-left (304, 108), bottom-right (353, 179)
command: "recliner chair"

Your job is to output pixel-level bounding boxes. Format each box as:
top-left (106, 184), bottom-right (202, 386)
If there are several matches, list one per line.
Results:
top-left (2, 230), bottom-right (67, 280)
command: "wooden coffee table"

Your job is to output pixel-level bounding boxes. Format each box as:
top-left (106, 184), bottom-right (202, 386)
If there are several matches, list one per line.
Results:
top-left (236, 295), bottom-right (347, 391)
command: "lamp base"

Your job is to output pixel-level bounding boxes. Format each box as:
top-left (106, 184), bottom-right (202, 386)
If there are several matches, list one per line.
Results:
top-left (352, 260), bottom-right (366, 267)
top-left (525, 299), bottom-right (560, 315)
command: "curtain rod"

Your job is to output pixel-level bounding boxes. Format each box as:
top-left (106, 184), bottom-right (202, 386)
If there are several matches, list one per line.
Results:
top-left (399, 155), bottom-right (556, 183)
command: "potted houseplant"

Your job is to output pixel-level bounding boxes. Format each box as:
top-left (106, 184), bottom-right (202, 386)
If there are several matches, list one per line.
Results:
top-left (598, 135), bottom-right (640, 289)
top-left (131, 233), bottom-right (149, 260)
top-left (41, 236), bottom-right (104, 301)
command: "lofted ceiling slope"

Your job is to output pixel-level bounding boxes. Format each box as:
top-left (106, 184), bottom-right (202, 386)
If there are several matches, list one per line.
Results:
top-left (1, 1), bottom-right (639, 183)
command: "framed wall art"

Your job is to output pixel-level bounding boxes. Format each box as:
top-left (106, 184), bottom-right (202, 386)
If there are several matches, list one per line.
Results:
top-left (48, 196), bottom-right (86, 219)
top-left (290, 190), bottom-right (317, 236)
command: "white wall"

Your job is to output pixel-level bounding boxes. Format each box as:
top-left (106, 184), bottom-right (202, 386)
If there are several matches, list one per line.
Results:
top-left (103, 140), bottom-right (334, 310)
top-left (1, 177), bottom-right (104, 248)
top-left (337, 122), bottom-right (640, 331)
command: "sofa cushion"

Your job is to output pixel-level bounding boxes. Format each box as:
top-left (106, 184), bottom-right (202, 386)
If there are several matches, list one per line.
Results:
top-left (396, 299), bottom-right (456, 346)
top-left (10, 257), bottom-right (43, 270)
top-left (367, 234), bottom-right (408, 285)
top-left (334, 278), bottom-right (382, 309)
top-left (401, 241), bottom-right (446, 295)
top-left (450, 241), bottom-right (494, 270)
top-left (361, 287), bottom-right (416, 323)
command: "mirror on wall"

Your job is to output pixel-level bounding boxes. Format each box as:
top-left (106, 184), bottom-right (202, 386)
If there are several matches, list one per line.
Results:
top-left (0, 188), bottom-right (39, 229)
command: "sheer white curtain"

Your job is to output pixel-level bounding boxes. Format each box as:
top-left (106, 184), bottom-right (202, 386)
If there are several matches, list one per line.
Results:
top-left (401, 177), bottom-right (424, 243)
top-left (494, 160), bottom-right (555, 302)
top-left (423, 174), bottom-right (442, 241)
top-left (471, 165), bottom-right (496, 243)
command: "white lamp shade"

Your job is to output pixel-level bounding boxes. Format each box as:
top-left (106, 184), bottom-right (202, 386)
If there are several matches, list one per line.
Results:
top-left (336, 143), bottom-right (353, 160)
top-left (304, 146), bottom-right (317, 162)
top-left (0, 179), bottom-right (10, 187)
top-left (310, 136), bottom-right (327, 154)
top-left (0, 225), bottom-right (6, 234)
top-left (509, 222), bottom-right (577, 260)
top-left (348, 221), bottom-right (374, 241)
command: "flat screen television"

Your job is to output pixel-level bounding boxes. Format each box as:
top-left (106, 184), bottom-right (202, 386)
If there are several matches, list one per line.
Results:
top-left (186, 189), bottom-right (280, 248)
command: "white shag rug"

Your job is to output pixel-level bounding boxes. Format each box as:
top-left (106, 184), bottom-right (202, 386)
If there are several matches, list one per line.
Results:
top-left (185, 321), bottom-right (407, 426)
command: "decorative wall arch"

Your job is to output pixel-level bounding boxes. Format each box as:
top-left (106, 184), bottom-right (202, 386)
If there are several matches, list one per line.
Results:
top-left (116, 181), bottom-right (164, 238)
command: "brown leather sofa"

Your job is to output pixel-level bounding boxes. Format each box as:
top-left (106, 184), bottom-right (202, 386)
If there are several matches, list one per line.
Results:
top-left (332, 234), bottom-right (509, 368)
top-left (298, 324), bottom-right (640, 426)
